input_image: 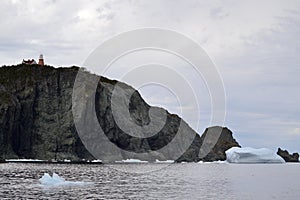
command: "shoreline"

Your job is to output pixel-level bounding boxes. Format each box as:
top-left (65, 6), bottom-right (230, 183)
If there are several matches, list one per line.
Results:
top-left (2, 160), bottom-right (103, 165)
top-left (2, 160), bottom-right (299, 165)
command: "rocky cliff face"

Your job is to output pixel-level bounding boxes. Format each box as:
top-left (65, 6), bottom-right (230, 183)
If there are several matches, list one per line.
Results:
top-left (197, 126), bottom-right (240, 162)
top-left (175, 126), bottom-right (241, 162)
top-left (0, 64), bottom-right (239, 162)
top-left (0, 65), bottom-right (93, 161)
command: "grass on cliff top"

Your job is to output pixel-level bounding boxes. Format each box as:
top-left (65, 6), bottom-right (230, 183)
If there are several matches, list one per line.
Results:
top-left (0, 64), bottom-right (119, 86)
top-left (0, 64), bottom-right (54, 81)
top-left (0, 65), bottom-right (77, 90)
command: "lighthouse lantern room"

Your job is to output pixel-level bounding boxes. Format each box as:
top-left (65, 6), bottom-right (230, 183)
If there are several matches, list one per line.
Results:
top-left (38, 54), bottom-right (44, 66)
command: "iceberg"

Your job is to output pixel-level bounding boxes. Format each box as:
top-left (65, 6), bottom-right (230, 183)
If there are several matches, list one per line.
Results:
top-left (226, 147), bottom-right (285, 163)
top-left (115, 159), bottom-right (149, 163)
top-left (198, 160), bottom-right (228, 164)
top-left (155, 159), bottom-right (174, 163)
top-left (91, 159), bottom-right (102, 163)
top-left (211, 160), bottom-right (228, 164)
top-left (115, 159), bottom-right (174, 163)
top-left (6, 159), bottom-right (46, 162)
top-left (39, 173), bottom-right (87, 187)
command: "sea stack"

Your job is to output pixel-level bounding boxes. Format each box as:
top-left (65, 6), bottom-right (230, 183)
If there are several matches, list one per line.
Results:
top-left (277, 148), bottom-right (299, 162)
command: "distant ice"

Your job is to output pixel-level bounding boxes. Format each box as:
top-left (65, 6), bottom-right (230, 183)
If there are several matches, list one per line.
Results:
top-left (115, 159), bottom-right (174, 163)
top-left (226, 147), bottom-right (285, 163)
top-left (198, 160), bottom-right (228, 164)
top-left (91, 159), bottom-right (102, 163)
top-left (6, 159), bottom-right (45, 162)
top-left (155, 159), bottom-right (174, 163)
top-left (212, 160), bottom-right (228, 164)
top-left (39, 173), bottom-right (87, 187)
top-left (115, 159), bottom-right (149, 163)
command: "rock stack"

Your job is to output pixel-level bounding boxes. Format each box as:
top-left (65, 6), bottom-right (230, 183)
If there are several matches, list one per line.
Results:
top-left (277, 148), bottom-right (299, 162)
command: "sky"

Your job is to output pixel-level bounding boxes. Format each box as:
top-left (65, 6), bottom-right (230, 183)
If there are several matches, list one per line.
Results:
top-left (0, 0), bottom-right (299, 153)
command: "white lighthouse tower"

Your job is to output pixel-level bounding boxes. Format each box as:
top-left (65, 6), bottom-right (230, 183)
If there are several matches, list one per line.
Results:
top-left (38, 54), bottom-right (44, 66)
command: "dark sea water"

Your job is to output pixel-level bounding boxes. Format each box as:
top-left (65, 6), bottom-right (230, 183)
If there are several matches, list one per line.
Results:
top-left (0, 162), bottom-right (299, 199)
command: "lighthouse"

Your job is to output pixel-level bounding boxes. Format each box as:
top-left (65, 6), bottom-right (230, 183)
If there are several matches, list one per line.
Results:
top-left (38, 54), bottom-right (44, 66)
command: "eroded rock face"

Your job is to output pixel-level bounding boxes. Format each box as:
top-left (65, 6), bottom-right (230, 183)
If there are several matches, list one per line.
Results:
top-left (198, 126), bottom-right (241, 162)
top-left (176, 126), bottom-right (240, 162)
top-left (0, 65), bottom-right (93, 161)
top-left (277, 148), bottom-right (299, 162)
top-left (0, 65), bottom-right (239, 162)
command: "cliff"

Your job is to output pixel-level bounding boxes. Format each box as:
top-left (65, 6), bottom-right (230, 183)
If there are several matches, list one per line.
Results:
top-left (0, 64), bottom-right (239, 162)
top-left (0, 65), bottom-right (93, 161)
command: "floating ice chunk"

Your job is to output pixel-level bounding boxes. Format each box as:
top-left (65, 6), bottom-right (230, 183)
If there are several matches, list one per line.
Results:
top-left (198, 160), bottom-right (228, 164)
top-left (91, 159), bottom-right (102, 163)
top-left (155, 159), bottom-right (174, 163)
top-left (6, 159), bottom-right (45, 162)
top-left (226, 147), bottom-right (285, 163)
top-left (39, 173), bottom-right (87, 187)
top-left (115, 159), bottom-right (149, 163)
top-left (212, 160), bottom-right (228, 164)
top-left (39, 173), bottom-right (65, 185)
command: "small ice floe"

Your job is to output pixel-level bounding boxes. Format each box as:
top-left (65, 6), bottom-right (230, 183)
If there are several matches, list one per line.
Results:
top-left (198, 160), bottom-right (228, 164)
top-left (115, 159), bottom-right (149, 163)
top-left (39, 173), bottom-right (87, 187)
top-left (6, 159), bottom-right (45, 162)
top-left (155, 159), bottom-right (174, 163)
top-left (212, 160), bottom-right (228, 164)
top-left (226, 147), bottom-right (285, 163)
top-left (91, 159), bottom-right (102, 163)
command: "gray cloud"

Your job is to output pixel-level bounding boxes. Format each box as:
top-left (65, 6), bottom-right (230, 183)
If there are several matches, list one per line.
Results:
top-left (0, 0), bottom-right (299, 152)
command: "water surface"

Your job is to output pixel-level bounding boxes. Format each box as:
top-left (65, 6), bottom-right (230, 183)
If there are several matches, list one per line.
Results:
top-left (0, 163), bottom-right (299, 199)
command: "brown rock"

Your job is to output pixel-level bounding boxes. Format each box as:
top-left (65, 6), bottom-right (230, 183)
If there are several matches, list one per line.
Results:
top-left (277, 148), bottom-right (299, 162)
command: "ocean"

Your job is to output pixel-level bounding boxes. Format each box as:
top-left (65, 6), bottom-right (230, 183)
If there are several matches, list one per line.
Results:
top-left (0, 162), bottom-right (299, 199)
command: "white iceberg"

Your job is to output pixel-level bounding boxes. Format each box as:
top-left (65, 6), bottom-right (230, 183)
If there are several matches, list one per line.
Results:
top-left (91, 159), bottom-right (102, 163)
top-left (155, 159), bottom-right (174, 163)
top-left (198, 160), bottom-right (228, 164)
top-left (115, 159), bottom-right (149, 163)
top-left (39, 173), bottom-right (87, 187)
top-left (226, 147), bottom-right (285, 163)
top-left (6, 159), bottom-right (46, 162)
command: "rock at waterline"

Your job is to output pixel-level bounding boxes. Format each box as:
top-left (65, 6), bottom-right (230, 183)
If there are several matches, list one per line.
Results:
top-left (0, 157), bottom-right (5, 163)
top-left (277, 148), bottom-right (299, 162)
top-left (195, 126), bottom-right (241, 162)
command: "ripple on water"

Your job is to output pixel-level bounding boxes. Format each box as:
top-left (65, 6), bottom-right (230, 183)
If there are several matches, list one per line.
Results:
top-left (0, 163), bottom-right (299, 199)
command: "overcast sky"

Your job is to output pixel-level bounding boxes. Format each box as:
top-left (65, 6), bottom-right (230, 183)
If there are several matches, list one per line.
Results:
top-left (1, 0), bottom-right (299, 153)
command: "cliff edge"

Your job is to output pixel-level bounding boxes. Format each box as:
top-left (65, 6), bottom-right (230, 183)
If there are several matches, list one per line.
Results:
top-left (0, 64), bottom-right (239, 162)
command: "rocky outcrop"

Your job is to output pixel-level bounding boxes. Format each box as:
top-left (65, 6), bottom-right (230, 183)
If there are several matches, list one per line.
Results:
top-left (199, 126), bottom-right (240, 161)
top-left (0, 64), bottom-right (239, 162)
top-left (277, 148), bottom-right (299, 162)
